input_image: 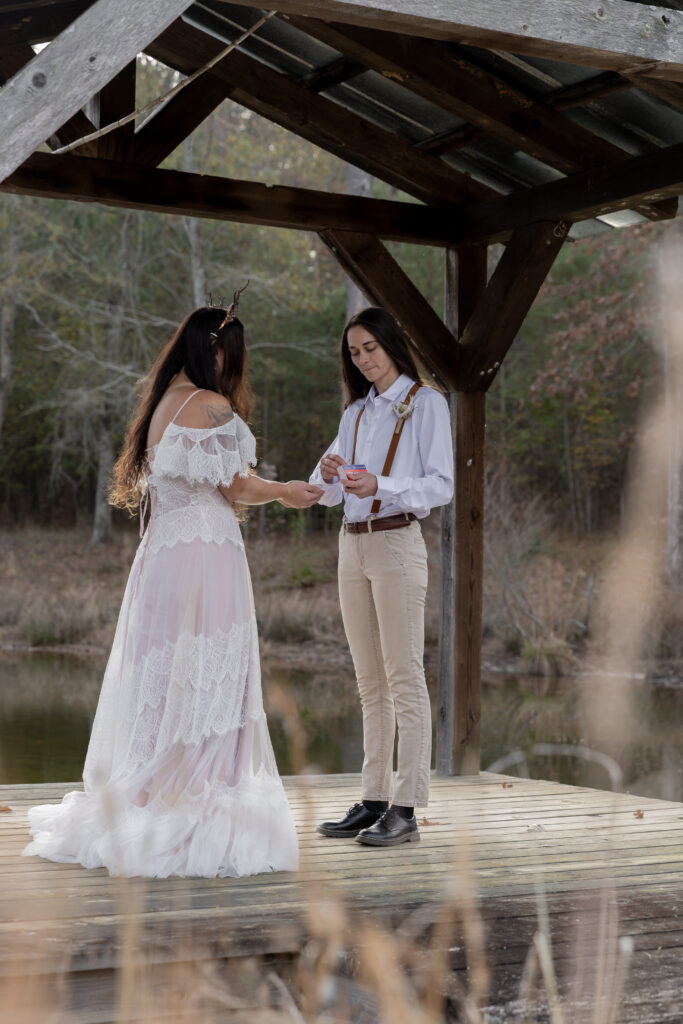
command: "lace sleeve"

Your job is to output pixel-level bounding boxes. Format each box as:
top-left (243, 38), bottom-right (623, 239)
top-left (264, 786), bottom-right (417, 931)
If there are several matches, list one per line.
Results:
top-left (152, 417), bottom-right (257, 487)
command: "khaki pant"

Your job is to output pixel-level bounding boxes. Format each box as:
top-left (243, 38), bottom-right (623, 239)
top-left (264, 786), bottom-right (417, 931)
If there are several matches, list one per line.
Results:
top-left (338, 520), bottom-right (431, 808)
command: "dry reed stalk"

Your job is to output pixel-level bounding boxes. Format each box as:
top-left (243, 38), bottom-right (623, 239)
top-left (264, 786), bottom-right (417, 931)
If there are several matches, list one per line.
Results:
top-left (564, 240), bottom-right (683, 1024)
top-left (357, 919), bottom-right (431, 1024)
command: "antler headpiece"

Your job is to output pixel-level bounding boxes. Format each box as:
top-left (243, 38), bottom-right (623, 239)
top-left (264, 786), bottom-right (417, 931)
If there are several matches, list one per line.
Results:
top-left (209, 280), bottom-right (250, 339)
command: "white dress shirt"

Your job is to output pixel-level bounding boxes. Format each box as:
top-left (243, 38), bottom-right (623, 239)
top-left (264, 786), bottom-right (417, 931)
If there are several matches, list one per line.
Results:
top-left (310, 373), bottom-right (454, 522)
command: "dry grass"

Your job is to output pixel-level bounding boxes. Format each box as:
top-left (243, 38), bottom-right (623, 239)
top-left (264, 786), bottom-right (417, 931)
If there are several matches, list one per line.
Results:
top-left (3, 496), bottom-right (683, 678)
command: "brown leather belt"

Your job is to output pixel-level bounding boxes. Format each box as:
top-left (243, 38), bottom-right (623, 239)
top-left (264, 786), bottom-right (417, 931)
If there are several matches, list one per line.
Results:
top-left (343, 513), bottom-right (417, 534)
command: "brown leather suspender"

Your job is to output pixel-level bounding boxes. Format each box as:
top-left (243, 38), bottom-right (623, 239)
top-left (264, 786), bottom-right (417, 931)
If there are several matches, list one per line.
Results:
top-left (351, 381), bottom-right (420, 516)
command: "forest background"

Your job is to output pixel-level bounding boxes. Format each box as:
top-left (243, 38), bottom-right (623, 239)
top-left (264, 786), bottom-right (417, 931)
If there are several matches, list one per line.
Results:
top-left (2, 56), bottom-right (683, 674)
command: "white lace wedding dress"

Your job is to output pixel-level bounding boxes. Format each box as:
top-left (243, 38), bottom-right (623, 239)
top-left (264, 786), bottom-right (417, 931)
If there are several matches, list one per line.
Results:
top-left (23, 398), bottom-right (299, 878)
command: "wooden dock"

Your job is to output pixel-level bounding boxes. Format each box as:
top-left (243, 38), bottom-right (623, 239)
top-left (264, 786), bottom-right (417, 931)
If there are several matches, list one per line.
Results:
top-left (2, 773), bottom-right (683, 1022)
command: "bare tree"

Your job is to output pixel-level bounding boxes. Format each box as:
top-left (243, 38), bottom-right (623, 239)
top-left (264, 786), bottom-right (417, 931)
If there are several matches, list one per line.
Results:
top-left (0, 196), bottom-right (21, 440)
top-left (345, 164), bottom-right (372, 322)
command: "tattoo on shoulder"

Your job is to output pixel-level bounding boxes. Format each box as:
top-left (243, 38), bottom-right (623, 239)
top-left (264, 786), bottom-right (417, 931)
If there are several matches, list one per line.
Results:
top-left (206, 402), bottom-right (234, 427)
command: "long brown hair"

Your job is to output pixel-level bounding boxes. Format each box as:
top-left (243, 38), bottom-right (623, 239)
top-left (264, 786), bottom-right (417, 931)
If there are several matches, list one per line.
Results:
top-left (111, 306), bottom-right (254, 511)
top-left (340, 307), bottom-right (421, 407)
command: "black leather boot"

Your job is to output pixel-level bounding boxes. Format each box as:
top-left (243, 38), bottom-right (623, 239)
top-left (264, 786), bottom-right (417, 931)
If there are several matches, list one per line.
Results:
top-left (316, 802), bottom-right (385, 838)
top-left (355, 806), bottom-right (420, 847)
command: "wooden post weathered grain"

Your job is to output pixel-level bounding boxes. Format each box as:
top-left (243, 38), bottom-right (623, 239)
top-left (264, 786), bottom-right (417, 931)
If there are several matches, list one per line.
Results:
top-left (436, 248), bottom-right (459, 775)
top-left (0, 0), bottom-right (195, 183)
top-left (458, 221), bottom-right (571, 391)
top-left (437, 245), bottom-right (487, 775)
top-left (453, 385), bottom-right (487, 775)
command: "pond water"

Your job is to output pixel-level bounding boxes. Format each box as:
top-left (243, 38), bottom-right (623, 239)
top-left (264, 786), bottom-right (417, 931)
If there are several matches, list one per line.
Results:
top-left (1, 651), bottom-right (683, 802)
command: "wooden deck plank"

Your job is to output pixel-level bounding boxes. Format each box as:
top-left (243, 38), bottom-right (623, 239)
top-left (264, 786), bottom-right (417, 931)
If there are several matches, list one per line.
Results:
top-left (2, 772), bottom-right (683, 1021)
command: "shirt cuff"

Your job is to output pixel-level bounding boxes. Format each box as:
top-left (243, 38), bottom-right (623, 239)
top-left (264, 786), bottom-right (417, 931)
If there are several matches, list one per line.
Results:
top-left (374, 475), bottom-right (399, 500)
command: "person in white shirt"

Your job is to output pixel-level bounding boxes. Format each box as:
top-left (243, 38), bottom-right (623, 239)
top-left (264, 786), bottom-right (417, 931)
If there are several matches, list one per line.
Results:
top-left (310, 307), bottom-right (453, 847)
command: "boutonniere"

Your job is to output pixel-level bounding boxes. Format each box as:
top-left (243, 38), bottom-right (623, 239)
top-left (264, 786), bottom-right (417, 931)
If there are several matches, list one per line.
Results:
top-left (391, 394), bottom-right (417, 433)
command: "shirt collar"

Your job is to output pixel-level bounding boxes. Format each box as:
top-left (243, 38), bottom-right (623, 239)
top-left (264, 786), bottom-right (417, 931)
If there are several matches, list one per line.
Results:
top-left (368, 373), bottom-right (413, 405)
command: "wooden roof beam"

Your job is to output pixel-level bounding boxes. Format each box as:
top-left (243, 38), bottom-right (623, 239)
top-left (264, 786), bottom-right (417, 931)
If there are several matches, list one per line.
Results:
top-left (457, 221), bottom-right (570, 392)
top-left (626, 75), bottom-right (683, 113)
top-left (298, 55), bottom-right (365, 92)
top-left (134, 70), bottom-right (229, 168)
top-left (545, 71), bottom-right (631, 111)
top-left (1, 151), bottom-right (462, 247)
top-left (226, 0), bottom-right (683, 82)
top-left (319, 229), bottom-right (459, 389)
top-left (84, 61), bottom-right (136, 161)
top-left (0, 37), bottom-right (98, 155)
top-left (284, 17), bottom-right (675, 224)
top-left (0, 0), bottom-right (197, 183)
top-left (146, 20), bottom-right (497, 207)
top-left (416, 124), bottom-right (484, 156)
top-left (458, 141), bottom-right (683, 244)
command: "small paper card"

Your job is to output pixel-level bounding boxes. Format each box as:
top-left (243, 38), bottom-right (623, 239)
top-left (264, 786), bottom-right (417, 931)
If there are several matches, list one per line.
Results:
top-left (338, 463), bottom-right (368, 482)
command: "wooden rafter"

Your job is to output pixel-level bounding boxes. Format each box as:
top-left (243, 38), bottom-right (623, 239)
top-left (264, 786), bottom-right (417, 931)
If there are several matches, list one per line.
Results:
top-left (458, 141), bottom-right (683, 244)
top-left (1, 151), bottom-right (463, 247)
top-left (627, 75), bottom-right (683, 113)
top-left (284, 17), bottom-right (675, 224)
top-left (0, 0), bottom-right (196, 183)
top-left (319, 230), bottom-right (459, 389)
top-left (545, 71), bottom-right (631, 111)
top-left (298, 55), bottom-right (365, 92)
top-left (146, 20), bottom-right (497, 207)
top-left (226, 0), bottom-right (683, 82)
top-left (134, 72), bottom-right (228, 167)
top-left (0, 39), bottom-right (98, 155)
top-left (84, 61), bottom-right (136, 162)
top-left (416, 124), bottom-right (484, 157)
top-left (458, 221), bottom-right (570, 392)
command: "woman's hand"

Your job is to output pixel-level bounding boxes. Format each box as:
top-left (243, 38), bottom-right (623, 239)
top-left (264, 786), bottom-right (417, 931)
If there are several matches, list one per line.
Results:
top-left (342, 472), bottom-right (378, 499)
top-left (320, 453), bottom-right (345, 484)
top-left (281, 480), bottom-right (325, 508)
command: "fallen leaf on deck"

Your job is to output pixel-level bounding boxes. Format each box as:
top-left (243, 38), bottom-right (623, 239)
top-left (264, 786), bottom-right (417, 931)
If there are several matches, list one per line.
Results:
top-left (419, 817), bottom-right (441, 826)
top-left (0, 804), bottom-right (11, 813)
top-left (634, 809), bottom-right (644, 819)
top-left (502, 782), bottom-right (514, 789)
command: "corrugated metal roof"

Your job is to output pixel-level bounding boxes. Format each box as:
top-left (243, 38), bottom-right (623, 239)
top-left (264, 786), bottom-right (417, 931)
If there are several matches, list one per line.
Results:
top-left (181, 0), bottom-right (683, 239)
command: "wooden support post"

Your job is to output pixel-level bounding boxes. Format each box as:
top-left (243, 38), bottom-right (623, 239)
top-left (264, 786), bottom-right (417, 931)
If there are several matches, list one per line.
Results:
top-left (453, 387), bottom-right (486, 775)
top-left (85, 62), bottom-right (136, 161)
top-left (458, 220), bottom-right (570, 391)
top-left (437, 245), bottom-right (487, 776)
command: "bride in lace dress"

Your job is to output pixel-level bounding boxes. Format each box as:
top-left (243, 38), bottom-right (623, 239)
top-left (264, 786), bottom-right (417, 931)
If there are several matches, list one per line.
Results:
top-left (23, 297), bottom-right (323, 878)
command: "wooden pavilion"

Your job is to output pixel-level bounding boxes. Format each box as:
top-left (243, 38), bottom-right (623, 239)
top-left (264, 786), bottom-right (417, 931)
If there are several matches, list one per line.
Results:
top-left (2, 0), bottom-right (683, 777)
top-left (3, 2), bottom-right (683, 1019)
